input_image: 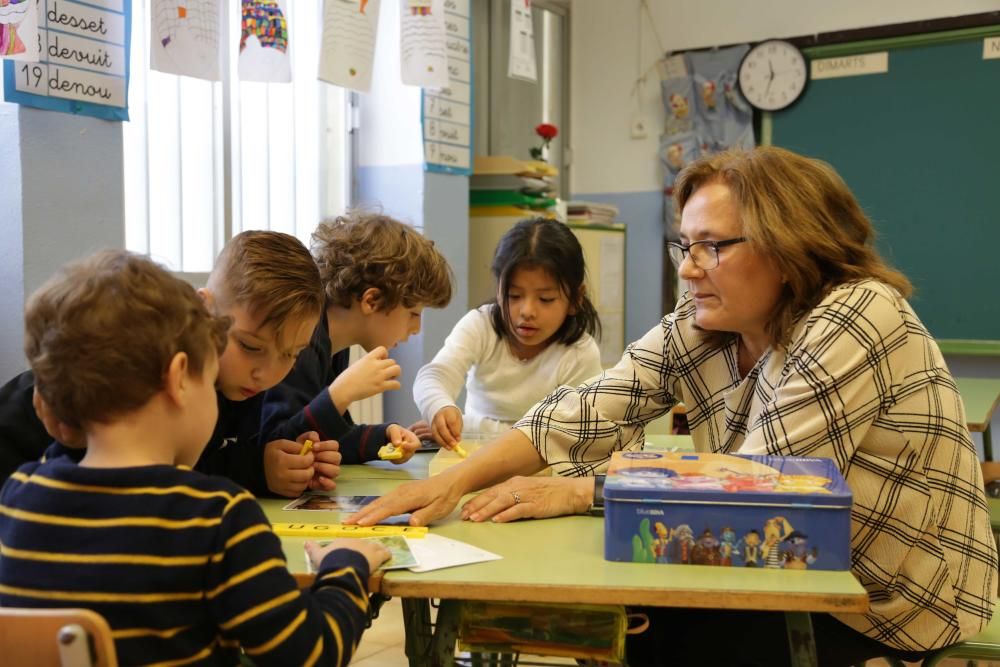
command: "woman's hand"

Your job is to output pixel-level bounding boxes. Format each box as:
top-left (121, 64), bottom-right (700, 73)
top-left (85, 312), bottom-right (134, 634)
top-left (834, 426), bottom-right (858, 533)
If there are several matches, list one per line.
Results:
top-left (461, 476), bottom-right (594, 523)
top-left (347, 476), bottom-right (465, 527)
top-left (431, 406), bottom-right (463, 449)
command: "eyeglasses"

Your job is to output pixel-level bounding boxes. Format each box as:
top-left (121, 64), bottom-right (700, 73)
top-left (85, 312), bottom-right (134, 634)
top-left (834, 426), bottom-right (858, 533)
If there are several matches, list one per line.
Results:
top-left (667, 237), bottom-right (747, 271)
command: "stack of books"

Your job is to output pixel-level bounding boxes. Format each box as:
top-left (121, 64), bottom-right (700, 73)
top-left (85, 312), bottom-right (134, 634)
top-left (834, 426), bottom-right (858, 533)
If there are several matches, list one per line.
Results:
top-left (470, 156), bottom-right (558, 212)
top-left (566, 200), bottom-right (620, 225)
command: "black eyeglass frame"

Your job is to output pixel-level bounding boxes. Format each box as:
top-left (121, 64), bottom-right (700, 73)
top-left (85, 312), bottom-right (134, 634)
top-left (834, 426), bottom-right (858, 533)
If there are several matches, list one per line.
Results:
top-left (667, 237), bottom-right (748, 270)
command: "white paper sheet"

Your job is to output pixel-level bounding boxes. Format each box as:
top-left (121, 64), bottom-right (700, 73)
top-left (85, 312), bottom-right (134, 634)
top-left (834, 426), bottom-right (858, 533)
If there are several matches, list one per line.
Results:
top-left (406, 533), bottom-right (502, 572)
top-left (238, 0), bottom-right (291, 83)
top-left (319, 0), bottom-right (380, 92)
top-left (400, 0), bottom-right (447, 88)
top-left (150, 0), bottom-right (222, 81)
top-left (507, 0), bottom-right (536, 82)
top-left (1, 0), bottom-right (40, 62)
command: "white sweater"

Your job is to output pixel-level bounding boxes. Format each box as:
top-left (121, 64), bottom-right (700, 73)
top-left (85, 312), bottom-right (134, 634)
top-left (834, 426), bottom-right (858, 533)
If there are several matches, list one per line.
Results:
top-left (414, 306), bottom-right (604, 433)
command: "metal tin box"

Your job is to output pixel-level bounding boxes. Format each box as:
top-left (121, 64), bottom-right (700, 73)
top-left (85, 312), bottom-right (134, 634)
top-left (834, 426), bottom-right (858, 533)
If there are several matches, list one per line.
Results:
top-left (603, 451), bottom-right (852, 570)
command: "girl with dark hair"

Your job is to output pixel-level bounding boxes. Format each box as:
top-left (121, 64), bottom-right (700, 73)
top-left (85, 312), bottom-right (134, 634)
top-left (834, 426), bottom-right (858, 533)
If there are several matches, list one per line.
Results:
top-left (414, 218), bottom-right (603, 449)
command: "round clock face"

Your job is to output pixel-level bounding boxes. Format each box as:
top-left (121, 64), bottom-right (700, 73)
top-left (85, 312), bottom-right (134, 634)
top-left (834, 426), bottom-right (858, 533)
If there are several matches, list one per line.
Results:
top-left (738, 40), bottom-right (808, 111)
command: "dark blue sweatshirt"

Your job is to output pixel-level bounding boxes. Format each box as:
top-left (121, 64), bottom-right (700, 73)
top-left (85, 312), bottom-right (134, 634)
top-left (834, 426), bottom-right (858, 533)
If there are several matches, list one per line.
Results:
top-left (260, 311), bottom-right (393, 463)
top-left (0, 370), bottom-right (270, 494)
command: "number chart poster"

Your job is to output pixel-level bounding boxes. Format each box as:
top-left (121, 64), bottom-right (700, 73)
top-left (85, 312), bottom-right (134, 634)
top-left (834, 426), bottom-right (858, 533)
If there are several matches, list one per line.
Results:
top-left (4, 0), bottom-right (131, 121)
top-left (421, 0), bottom-right (471, 175)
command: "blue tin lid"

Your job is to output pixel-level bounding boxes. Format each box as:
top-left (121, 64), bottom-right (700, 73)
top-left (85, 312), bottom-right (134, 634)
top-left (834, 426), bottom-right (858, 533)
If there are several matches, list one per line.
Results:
top-left (603, 452), bottom-right (852, 508)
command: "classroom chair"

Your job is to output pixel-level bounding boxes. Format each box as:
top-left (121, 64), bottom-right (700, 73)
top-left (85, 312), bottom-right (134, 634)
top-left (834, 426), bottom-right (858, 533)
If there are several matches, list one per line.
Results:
top-left (0, 607), bottom-right (118, 666)
top-left (918, 599), bottom-right (1000, 666)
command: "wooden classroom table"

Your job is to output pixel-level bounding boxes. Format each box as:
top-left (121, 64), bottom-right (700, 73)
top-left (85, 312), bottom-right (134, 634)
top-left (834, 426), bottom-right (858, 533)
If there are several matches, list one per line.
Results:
top-left (264, 451), bottom-right (868, 667)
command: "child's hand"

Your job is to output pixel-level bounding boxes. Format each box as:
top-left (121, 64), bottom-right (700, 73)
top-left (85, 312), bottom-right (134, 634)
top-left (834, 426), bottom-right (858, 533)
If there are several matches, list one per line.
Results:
top-left (408, 420), bottom-right (434, 442)
top-left (307, 437), bottom-right (342, 491)
top-left (305, 538), bottom-right (390, 573)
top-left (264, 433), bottom-right (340, 497)
top-left (385, 424), bottom-right (420, 464)
top-left (431, 406), bottom-right (463, 449)
top-left (328, 346), bottom-right (401, 413)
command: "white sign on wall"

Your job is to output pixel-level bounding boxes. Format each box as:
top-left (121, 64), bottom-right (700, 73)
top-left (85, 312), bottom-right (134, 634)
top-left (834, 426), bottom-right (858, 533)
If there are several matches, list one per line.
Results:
top-left (811, 52), bottom-right (888, 80)
top-left (984, 36), bottom-right (1000, 60)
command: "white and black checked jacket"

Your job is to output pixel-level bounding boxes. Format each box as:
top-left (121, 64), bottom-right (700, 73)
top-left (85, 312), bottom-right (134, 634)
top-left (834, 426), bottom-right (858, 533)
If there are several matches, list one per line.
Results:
top-left (514, 280), bottom-right (997, 651)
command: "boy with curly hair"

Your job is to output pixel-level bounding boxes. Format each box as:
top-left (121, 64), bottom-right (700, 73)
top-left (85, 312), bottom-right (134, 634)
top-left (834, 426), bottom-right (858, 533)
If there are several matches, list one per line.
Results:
top-left (262, 213), bottom-right (453, 495)
top-left (0, 250), bottom-right (388, 665)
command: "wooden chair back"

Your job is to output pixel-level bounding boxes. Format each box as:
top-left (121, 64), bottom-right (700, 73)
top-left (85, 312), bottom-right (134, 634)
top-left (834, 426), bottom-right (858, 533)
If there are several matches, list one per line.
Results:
top-left (0, 607), bottom-right (118, 667)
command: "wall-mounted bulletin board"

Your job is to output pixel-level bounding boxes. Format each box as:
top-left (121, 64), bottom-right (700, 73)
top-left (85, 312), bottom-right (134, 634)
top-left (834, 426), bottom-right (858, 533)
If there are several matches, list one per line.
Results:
top-left (765, 25), bottom-right (1000, 355)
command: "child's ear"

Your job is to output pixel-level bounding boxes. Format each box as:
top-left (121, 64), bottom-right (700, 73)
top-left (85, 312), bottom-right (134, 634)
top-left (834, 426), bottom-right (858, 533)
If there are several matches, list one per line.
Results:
top-left (197, 288), bottom-right (215, 312)
top-left (164, 352), bottom-right (190, 407)
top-left (359, 287), bottom-right (383, 314)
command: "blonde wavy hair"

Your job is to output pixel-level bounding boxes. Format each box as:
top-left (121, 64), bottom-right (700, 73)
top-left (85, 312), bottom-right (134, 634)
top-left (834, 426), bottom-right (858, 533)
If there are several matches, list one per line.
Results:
top-left (673, 146), bottom-right (912, 348)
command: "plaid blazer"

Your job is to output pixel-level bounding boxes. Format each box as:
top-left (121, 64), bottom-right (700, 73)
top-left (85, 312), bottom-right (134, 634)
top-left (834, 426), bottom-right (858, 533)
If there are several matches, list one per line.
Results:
top-left (516, 280), bottom-right (997, 650)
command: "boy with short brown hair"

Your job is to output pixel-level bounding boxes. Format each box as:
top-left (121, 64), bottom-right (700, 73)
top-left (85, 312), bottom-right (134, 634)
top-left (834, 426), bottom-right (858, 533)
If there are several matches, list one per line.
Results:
top-left (261, 212), bottom-right (453, 495)
top-left (0, 231), bottom-right (330, 495)
top-left (0, 250), bottom-right (387, 665)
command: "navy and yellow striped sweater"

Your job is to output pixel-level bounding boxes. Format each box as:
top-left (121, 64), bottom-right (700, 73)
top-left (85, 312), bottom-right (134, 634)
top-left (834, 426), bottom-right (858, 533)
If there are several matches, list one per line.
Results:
top-left (0, 458), bottom-right (373, 666)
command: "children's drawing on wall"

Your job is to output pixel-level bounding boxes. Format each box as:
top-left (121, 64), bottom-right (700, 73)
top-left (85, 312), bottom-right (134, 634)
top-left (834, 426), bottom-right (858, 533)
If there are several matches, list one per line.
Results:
top-left (0, 0), bottom-right (39, 61)
top-left (507, 0), bottom-right (536, 82)
top-left (319, 0), bottom-right (380, 92)
top-left (238, 0), bottom-right (291, 82)
top-left (150, 0), bottom-right (222, 81)
top-left (400, 0), bottom-right (447, 88)
top-left (659, 45), bottom-right (754, 235)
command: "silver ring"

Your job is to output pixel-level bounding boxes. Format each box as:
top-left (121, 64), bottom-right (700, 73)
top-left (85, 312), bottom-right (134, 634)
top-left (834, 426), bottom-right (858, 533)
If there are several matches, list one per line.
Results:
top-left (511, 491), bottom-right (521, 505)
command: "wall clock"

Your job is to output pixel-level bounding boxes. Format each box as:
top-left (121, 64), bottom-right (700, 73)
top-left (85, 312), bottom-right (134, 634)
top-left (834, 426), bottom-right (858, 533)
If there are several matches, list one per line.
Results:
top-left (738, 39), bottom-right (808, 111)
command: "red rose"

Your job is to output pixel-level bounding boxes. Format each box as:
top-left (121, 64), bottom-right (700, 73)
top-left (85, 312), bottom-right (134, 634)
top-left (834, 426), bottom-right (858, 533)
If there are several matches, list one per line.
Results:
top-left (535, 123), bottom-right (558, 141)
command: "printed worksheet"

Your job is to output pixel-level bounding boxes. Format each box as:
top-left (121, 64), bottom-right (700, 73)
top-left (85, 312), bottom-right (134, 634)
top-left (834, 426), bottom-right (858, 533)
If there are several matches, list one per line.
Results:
top-left (507, 0), bottom-right (536, 82)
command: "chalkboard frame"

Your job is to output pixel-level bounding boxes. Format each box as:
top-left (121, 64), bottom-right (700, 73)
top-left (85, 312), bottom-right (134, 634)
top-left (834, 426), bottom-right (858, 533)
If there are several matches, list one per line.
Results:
top-left (763, 25), bottom-right (1000, 356)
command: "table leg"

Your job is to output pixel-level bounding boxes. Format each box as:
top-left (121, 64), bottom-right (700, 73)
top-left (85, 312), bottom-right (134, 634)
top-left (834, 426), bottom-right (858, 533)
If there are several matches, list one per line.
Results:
top-left (402, 598), bottom-right (462, 667)
top-left (430, 600), bottom-right (462, 666)
top-left (984, 423), bottom-right (994, 462)
top-left (784, 611), bottom-right (818, 667)
top-left (403, 598), bottom-right (433, 667)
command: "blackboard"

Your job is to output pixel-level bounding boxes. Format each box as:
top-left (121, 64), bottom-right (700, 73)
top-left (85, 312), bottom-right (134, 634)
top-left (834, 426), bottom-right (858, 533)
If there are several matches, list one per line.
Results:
top-left (766, 27), bottom-right (1000, 353)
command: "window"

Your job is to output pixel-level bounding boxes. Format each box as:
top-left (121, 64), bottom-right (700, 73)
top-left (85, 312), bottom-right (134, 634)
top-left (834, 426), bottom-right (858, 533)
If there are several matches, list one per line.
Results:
top-left (124, 0), bottom-right (352, 273)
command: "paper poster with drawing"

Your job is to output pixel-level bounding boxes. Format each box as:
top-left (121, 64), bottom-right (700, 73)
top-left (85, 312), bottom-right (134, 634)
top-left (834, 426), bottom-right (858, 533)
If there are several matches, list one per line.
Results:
top-left (150, 0), bottom-right (223, 81)
top-left (238, 0), bottom-right (291, 82)
top-left (319, 0), bottom-right (380, 92)
top-left (400, 0), bottom-right (447, 88)
top-left (1, 0), bottom-right (39, 62)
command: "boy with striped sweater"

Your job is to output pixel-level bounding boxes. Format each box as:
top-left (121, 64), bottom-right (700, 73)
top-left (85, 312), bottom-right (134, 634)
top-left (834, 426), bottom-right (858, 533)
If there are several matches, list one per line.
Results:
top-left (0, 230), bottom-right (341, 498)
top-left (0, 250), bottom-right (389, 665)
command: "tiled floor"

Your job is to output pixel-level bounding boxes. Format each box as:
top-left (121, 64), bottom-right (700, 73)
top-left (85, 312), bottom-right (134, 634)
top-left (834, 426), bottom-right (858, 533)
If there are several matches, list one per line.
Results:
top-left (352, 597), bottom-right (409, 666)
top-left (353, 601), bottom-right (993, 667)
